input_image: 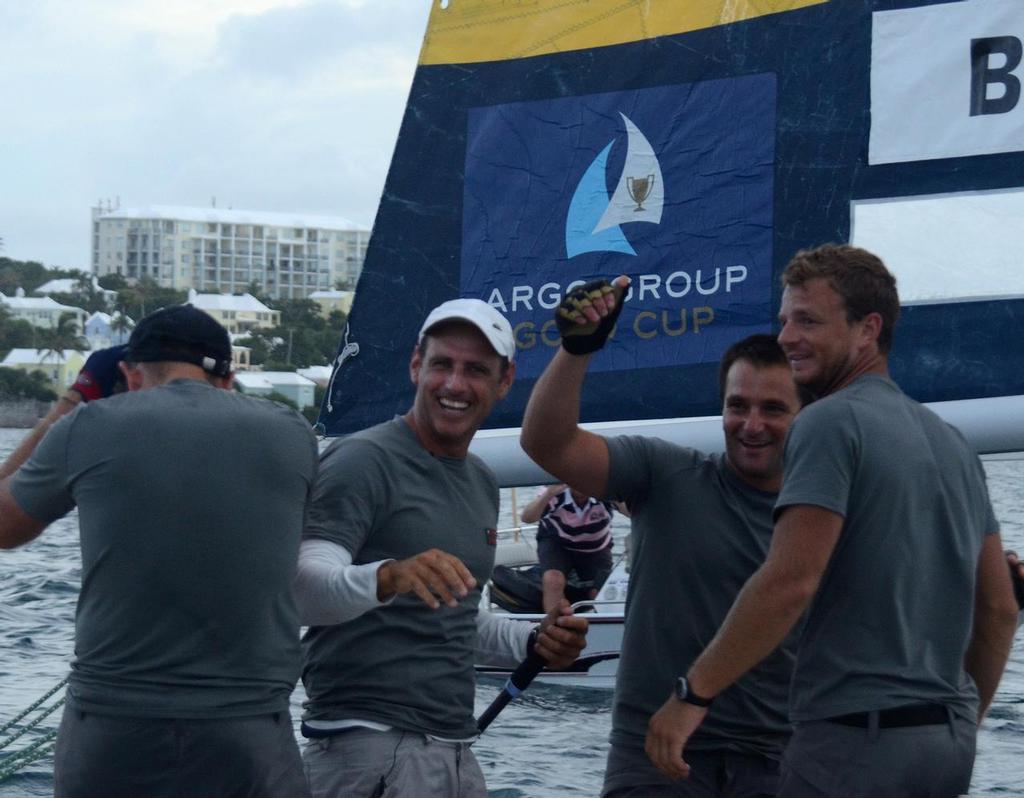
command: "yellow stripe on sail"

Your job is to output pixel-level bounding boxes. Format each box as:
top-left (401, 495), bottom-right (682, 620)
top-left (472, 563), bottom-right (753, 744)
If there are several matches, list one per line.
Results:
top-left (419, 0), bottom-right (828, 66)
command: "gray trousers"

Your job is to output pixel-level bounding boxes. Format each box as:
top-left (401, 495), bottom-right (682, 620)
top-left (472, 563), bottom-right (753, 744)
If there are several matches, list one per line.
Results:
top-left (53, 707), bottom-right (310, 798)
top-left (602, 740), bottom-right (781, 798)
top-left (778, 712), bottom-right (976, 797)
top-left (302, 727), bottom-right (486, 798)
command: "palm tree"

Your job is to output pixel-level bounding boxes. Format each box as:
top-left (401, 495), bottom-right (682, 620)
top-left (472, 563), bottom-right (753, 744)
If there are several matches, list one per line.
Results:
top-left (36, 312), bottom-right (88, 363)
top-left (110, 306), bottom-right (133, 344)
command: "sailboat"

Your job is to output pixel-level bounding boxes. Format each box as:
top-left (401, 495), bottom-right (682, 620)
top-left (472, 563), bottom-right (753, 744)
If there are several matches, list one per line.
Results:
top-left (317, 0), bottom-right (1024, 682)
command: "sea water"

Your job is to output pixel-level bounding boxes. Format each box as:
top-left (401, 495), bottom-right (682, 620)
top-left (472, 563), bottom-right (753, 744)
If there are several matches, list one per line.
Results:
top-left (0, 427), bottom-right (1021, 796)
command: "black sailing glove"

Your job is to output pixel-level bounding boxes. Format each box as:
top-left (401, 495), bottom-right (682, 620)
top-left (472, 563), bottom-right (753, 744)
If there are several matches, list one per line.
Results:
top-left (555, 279), bottom-right (626, 355)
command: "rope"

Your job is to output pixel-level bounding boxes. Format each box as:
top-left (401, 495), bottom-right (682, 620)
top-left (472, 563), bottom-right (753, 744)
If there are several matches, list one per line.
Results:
top-left (0, 730), bottom-right (58, 782)
top-left (0, 677), bottom-right (67, 783)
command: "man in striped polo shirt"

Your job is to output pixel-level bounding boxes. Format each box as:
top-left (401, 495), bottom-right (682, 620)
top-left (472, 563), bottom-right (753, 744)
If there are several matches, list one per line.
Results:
top-left (521, 483), bottom-right (616, 612)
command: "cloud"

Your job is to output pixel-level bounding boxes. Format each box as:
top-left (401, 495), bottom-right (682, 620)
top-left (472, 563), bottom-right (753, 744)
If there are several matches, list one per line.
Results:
top-left (0, 0), bottom-right (432, 268)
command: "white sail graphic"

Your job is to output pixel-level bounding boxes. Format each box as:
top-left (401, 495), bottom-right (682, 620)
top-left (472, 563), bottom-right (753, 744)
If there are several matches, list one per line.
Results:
top-left (593, 113), bottom-right (664, 233)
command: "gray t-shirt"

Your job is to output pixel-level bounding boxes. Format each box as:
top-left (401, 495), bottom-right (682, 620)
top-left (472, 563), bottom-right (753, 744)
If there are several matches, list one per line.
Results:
top-left (301, 417), bottom-right (499, 739)
top-left (10, 379), bottom-right (318, 718)
top-left (776, 374), bottom-right (998, 722)
top-left (606, 436), bottom-right (794, 758)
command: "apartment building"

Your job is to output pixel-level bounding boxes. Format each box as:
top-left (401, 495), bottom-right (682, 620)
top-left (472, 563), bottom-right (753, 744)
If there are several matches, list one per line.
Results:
top-left (186, 289), bottom-right (280, 334)
top-left (91, 204), bottom-right (370, 299)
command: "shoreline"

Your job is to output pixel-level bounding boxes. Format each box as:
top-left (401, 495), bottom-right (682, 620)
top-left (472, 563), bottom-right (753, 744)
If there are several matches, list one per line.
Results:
top-left (0, 400), bottom-right (51, 429)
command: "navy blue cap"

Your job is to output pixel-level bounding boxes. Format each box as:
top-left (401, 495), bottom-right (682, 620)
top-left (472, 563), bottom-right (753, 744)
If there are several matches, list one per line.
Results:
top-left (126, 305), bottom-right (232, 377)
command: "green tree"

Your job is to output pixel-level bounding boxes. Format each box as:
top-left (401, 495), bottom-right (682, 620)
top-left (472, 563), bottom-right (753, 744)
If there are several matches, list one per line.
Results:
top-left (36, 312), bottom-right (88, 361)
top-left (116, 277), bottom-right (187, 320)
top-left (97, 273), bottom-right (128, 292)
top-left (0, 304), bottom-right (35, 357)
top-left (110, 307), bottom-right (134, 342)
top-left (0, 367), bottom-right (58, 401)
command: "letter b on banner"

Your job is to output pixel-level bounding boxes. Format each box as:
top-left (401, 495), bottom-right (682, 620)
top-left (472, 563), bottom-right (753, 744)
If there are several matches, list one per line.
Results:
top-left (971, 36), bottom-right (1022, 116)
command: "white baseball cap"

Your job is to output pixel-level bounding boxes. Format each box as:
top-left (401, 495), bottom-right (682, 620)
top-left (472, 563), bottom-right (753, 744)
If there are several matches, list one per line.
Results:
top-left (418, 298), bottom-right (516, 362)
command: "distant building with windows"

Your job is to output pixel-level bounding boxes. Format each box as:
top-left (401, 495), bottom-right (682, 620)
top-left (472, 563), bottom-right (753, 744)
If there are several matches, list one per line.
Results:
top-left (186, 289), bottom-right (280, 334)
top-left (0, 289), bottom-right (88, 331)
top-left (35, 276), bottom-right (118, 304)
top-left (233, 371), bottom-right (317, 410)
top-left (84, 311), bottom-right (134, 349)
top-left (308, 289), bottom-right (355, 318)
top-left (1, 349), bottom-right (87, 392)
top-left (91, 203), bottom-right (370, 299)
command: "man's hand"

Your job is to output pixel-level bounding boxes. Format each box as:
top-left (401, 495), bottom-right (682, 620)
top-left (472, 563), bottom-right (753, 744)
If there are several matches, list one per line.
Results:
top-left (376, 548), bottom-right (477, 609)
top-left (533, 599), bottom-right (588, 668)
top-left (1007, 550), bottom-right (1024, 611)
top-left (555, 276), bottom-right (629, 355)
top-left (644, 691), bottom-right (708, 780)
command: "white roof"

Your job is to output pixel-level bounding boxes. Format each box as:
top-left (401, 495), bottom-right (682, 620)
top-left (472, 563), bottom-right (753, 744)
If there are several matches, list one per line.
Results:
top-left (34, 278), bottom-right (78, 295)
top-left (234, 371), bottom-right (316, 388)
top-left (2, 348), bottom-right (83, 365)
top-left (35, 276), bottom-right (117, 298)
top-left (309, 290), bottom-right (354, 300)
top-left (96, 205), bottom-right (368, 232)
top-left (188, 291), bottom-right (275, 314)
top-left (86, 310), bottom-right (133, 325)
top-left (0, 293), bottom-right (85, 313)
top-left (297, 365), bottom-right (333, 382)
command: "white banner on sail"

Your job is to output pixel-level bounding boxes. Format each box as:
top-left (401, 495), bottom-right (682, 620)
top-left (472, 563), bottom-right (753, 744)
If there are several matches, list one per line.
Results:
top-left (870, 0), bottom-right (1024, 165)
top-left (851, 188), bottom-right (1024, 302)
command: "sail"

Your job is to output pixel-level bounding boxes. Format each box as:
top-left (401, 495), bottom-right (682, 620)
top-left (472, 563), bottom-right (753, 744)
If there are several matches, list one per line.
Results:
top-left (319, 0), bottom-right (1024, 436)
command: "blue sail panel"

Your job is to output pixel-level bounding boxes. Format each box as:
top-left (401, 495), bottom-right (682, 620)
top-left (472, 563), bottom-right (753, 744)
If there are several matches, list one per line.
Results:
top-left (319, 0), bottom-right (1024, 435)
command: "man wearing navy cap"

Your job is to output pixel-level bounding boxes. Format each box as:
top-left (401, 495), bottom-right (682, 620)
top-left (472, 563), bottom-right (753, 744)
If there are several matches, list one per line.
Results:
top-left (0, 304), bottom-right (317, 798)
top-left (295, 297), bottom-right (588, 797)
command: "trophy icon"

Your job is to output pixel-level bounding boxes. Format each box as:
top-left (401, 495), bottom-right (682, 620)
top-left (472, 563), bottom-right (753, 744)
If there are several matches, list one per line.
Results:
top-left (627, 174), bottom-right (655, 212)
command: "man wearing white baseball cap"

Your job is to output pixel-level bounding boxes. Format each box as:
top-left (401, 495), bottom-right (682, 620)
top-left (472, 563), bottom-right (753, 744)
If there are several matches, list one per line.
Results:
top-left (294, 297), bottom-right (588, 797)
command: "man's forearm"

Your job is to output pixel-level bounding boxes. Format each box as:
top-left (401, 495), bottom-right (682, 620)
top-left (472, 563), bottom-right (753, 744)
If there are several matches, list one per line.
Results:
top-left (521, 348), bottom-right (591, 465)
top-left (0, 392), bottom-right (81, 479)
top-left (521, 349), bottom-right (611, 499)
top-left (293, 539), bottom-right (391, 626)
top-left (965, 617), bottom-right (1016, 719)
top-left (966, 534), bottom-right (1019, 719)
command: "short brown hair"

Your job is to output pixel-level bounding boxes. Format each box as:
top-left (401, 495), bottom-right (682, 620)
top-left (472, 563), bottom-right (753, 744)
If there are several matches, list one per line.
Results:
top-left (718, 334), bottom-right (789, 402)
top-left (782, 244), bottom-right (900, 353)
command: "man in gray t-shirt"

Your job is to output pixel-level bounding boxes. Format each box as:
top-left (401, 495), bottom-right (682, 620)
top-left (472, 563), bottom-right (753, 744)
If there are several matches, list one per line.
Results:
top-left (655, 245), bottom-right (1019, 796)
top-left (521, 276), bottom-right (803, 797)
top-left (293, 298), bottom-right (588, 798)
top-left (0, 305), bottom-right (318, 798)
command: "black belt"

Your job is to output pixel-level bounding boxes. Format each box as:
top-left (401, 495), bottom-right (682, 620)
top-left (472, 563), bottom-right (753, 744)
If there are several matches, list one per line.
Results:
top-left (826, 703), bottom-right (948, 729)
top-left (300, 722), bottom-right (363, 739)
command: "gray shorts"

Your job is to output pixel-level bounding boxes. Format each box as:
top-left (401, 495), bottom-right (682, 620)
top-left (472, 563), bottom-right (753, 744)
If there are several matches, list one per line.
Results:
top-left (53, 707), bottom-right (309, 798)
top-left (602, 740), bottom-right (780, 798)
top-left (778, 710), bottom-right (976, 797)
top-left (302, 727), bottom-right (486, 798)
top-left (537, 536), bottom-right (613, 587)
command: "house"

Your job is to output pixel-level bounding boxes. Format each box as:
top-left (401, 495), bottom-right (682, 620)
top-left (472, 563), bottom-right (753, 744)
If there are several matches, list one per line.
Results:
top-left (296, 365), bottom-right (332, 387)
top-left (0, 289), bottom-right (88, 331)
top-left (308, 290), bottom-right (354, 318)
top-left (186, 289), bottom-right (280, 334)
top-left (84, 311), bottom-right (134, 349)
top-left (1, 349), bottom-right (87, 392)
top-left (35, 275), bottom-right (118, 304)
top-left (233, 371), bottom-right (317, 410)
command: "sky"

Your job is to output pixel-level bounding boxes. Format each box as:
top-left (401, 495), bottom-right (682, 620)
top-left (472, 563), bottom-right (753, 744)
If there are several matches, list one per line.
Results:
top-left (1, 0), bottom-right (434, 270)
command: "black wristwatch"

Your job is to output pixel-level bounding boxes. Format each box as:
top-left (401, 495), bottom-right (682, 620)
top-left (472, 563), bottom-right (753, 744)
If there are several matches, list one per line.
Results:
top-left (675, 676), bottom-right (714, 707)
